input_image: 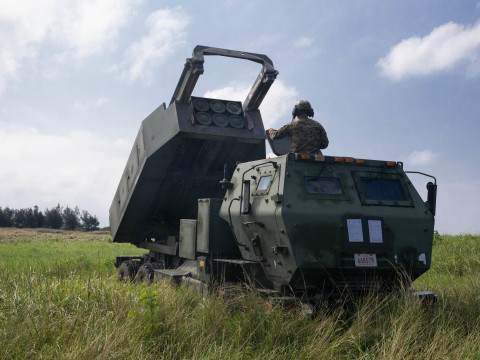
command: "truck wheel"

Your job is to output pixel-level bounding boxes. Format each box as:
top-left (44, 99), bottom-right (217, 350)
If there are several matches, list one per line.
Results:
top-left (135, 262), bottom-right (163, 283)
top-left (118, 260), bottom-right (138, 281)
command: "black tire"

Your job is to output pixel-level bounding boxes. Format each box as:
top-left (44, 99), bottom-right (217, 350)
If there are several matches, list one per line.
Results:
top-left (118, 260), bottom-right (138, 281)
top-left (135, 262), bottom-right (164, 283)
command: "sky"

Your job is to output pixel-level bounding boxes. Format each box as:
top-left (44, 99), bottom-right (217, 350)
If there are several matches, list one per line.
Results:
top-left (1, 0), bottom-right (479, 234)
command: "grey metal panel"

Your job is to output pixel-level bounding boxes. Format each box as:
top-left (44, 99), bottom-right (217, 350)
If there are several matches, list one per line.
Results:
top-left (179, 219), bottom-right (197, 259)
top-left (143, 236), bottom-right (177, 255)
top-left (266, 130), bottom-right (291, 156)
top-left (155, 269), bottom-right (191, 277)
top-left (196, 199), bottom-right (210, 253)
top-left (195, 198), bottom-right (239, 256)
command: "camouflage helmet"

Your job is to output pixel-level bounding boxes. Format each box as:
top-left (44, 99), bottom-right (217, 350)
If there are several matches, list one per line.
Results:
top-left (292, 100), bottom-right (314, 119)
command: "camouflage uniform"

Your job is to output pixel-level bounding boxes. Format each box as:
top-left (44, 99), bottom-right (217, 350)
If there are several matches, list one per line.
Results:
top-left (269, 115), bottom-right (329, 154)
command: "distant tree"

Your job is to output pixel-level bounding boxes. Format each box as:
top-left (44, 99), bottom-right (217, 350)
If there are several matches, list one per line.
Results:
top-left (44, 204), bottom-right (63, 229)
top-left (24, 207), bottom-right (36, 228)
top-left (32, 206), bottom-right (45, 228)
top-left (0, 204), bottom-right (99, 230)
top-left (12, 207), bottom-right (39, 228)
top-left (80, 210), bottom-right (99, 232)
top-left (13, 209), bottom-right (28, 228)
top-left (0, 207), bottom-right (14, 227)
top-left (63, 206), bottom-right (79, 230)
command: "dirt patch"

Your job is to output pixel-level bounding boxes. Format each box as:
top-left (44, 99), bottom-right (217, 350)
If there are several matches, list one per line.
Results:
top-left (0, 228), bottom-right (111, 241)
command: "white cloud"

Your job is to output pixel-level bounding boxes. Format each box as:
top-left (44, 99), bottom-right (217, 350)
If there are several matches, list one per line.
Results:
top-left (405, 150), bottom-right (438, 166)
top-left (41, 68), bottom-right (60, 80)
top-left (73, 97), bottom-right (111, 111)
top-left (119, 7), bottom-right (190, 83)
top-left (204, 84), bottom-right (249, 101)
top-left (204, 79), bottom-right (298, 129)
top-left (56, 0), bottom-right (137, 58)
top-left (95, 97), bottom-right (111, 107)
top-left (294, 37), bottom-right (315, 48)
top-left (261, 81), bottom-right (299, 128)
top-left (0, 0), bottom-right (138, 94)
top-left (0, 124), bottom-right (131, 226)
top-left (377, 21), bottom-right (480, 80)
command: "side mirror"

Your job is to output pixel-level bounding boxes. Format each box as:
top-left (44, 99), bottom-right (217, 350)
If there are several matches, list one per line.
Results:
top-left (426, 182), bottom-right (437, 216)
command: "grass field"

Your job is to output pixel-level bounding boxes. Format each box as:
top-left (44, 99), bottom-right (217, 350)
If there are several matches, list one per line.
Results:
top-left (0, 228), bottom-right (479, 359)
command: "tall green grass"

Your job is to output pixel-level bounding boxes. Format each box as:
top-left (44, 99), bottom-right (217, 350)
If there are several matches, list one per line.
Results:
top-left (0, 229), bottom-right (479, 359)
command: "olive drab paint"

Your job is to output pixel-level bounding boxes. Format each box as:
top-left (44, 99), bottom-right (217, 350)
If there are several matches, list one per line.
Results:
top-left (219, 154), bottom-right (435, 295)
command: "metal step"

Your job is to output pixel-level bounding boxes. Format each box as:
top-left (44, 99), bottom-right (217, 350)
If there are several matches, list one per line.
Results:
top-left (154, 268), bottom-right (191, 281)
top-left (213, 259), bottom-right (258, 265)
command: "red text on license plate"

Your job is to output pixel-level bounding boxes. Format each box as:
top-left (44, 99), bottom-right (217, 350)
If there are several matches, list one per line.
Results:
top-left (354, 253), bottom-right (377, 267)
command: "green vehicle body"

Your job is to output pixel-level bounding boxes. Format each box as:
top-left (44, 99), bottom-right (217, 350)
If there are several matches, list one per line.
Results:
top-left (110, 46), bottom-right (436, 302)
top-left (220, 154), bottom-right (435, 297)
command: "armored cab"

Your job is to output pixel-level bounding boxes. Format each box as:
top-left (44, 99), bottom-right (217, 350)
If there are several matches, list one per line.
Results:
top-left (111, 45), bottom-right (437, 303)
top-left (219, 153), bottom-right (437, 298)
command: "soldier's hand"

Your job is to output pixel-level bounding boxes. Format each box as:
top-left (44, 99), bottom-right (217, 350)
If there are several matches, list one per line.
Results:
top-left (268, 128), bottom-right (274, 133)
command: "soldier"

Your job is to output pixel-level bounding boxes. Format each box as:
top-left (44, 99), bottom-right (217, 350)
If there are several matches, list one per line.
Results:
top-left (268, 100), bottom-right (329, 154)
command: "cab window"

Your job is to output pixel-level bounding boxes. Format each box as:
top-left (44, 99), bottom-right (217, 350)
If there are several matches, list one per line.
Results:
top-left (304, 177), bottom-right (342, 195)
top-left (256, 175), bottom-right (272, 191)
top-left (352, 171), bottom-right (413, 207)
top-left (360, 178), bottom-right (406, 201)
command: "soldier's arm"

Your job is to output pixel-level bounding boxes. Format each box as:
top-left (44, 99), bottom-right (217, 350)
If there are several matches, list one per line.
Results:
top-left (319, 126), bottom-right (329, 149)
top-left (270, 122), bottom-right (293, 139)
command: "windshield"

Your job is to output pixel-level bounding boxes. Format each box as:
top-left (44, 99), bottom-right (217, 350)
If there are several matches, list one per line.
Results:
top-left (360, 178), bottom-right (406, 201)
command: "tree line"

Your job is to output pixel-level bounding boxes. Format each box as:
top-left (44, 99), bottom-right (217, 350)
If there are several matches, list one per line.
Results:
top-left (0, 204), bottom-right (100, 231)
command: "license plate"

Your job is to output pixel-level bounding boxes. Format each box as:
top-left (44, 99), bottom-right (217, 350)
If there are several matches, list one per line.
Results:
top-left (354, 253), bottom-right (377, 267)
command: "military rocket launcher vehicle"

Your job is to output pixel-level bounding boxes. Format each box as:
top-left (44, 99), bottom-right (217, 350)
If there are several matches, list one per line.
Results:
top-left (110, 45), bottom-right (437, 303)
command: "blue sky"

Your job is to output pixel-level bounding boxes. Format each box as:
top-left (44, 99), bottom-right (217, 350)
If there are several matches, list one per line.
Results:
top-left (1, 0), bottom-right (479, 234)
